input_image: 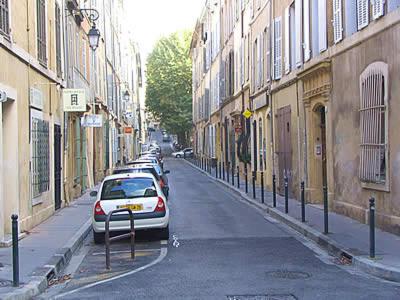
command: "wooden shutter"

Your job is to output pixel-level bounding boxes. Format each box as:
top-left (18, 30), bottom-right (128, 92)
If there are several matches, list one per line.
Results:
top-left (303, 0), bottom-right (311, 61)
top-left (260, 33), bottom-right (264, 86)
top-left (333, 0), bottom-right (343, 43)
top-left (372, 0), bottom-right (384, 19)
top-left (274, 18), bottom-right (282, 80)
top-left (271, 21), bottom-right (275, 79)
top-left (266, 26), bottom-right (271, 82)
top-left (357, 0), bottom-right (369, 30)
top-left (295, 0), bottom-right (302, 67)
top-left (284, 7), bottom-right (291, 74)
top-left (318, 0), bottom-right (327, 52)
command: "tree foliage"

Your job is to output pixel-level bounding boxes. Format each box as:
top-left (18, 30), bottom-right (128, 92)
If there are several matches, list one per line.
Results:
top-left (146, 31), bottom-right (192, 144)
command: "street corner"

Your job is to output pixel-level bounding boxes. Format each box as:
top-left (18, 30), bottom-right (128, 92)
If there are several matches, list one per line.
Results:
top-left (46, 237), bottom-right (166, 294)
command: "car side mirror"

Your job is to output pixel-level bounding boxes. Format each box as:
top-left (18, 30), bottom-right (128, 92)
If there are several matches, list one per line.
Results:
top-left (90, 191), bottom-right (98, 197)
top-left (164, 170), bottom-right (170, 174)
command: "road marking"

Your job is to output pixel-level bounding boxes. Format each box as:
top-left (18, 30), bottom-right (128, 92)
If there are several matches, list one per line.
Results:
top-left (160, 240), bottom-right (168, 245)
top-left (55, 247), bottom-right (168, 299)
top-left (91, 249), bottom-right (160, 256)
top-left (172, 234), bottom-right (180, 248)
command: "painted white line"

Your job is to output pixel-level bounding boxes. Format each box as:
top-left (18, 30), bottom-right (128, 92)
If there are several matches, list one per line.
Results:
top-left (91, 249), bottom-right (160, 256)
top-left (55, 247), bottom-right (168, 299)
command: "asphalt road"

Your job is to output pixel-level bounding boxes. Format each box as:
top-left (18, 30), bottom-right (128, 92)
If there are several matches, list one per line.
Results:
top-left (41, 136), bottom-right (400, 299)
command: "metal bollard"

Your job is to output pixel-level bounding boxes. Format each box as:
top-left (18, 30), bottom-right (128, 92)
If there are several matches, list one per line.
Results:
top-left (12, 215), bottom-right (19, 287)
top-left (245, 164), bottom-right (248, 193)
top-left (227, 163), bottom-right (230, 184)
top-left (261, 172), bottom-right (265, 204)
top-left (222, 162), bottom-right (225, 180)
top-left (231, 165), bottom-right (235, 187)
top-left (201, 158), bottom-right (203, 170)
top-left (237, 166), bottom-right (240, 189)
top-left (219, 162), bottom-right (222, 179)
top-left (272, 174), bottom-right (277, 208)
top-left (252, 171), bottom-right (256, 199)
top-left (369, 197), bottom-right (376, 258)
top-left (215, 161), bottom-right (218, 178)
top-left (301, 181), bottom-right (306, 223)
top-left (284, 176), bottom-right (289, 214)
top-left (323, 186), bottom-right (329, 234)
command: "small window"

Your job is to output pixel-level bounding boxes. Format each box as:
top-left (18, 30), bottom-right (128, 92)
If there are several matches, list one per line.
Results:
top-left (359, 62), bottom-right (389, 187)
top-left (0, 0), bottom-right (10, 37)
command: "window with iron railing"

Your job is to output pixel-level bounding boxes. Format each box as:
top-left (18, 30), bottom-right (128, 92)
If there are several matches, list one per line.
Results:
top-left (0, 0), bottom-right (10, 37)
top-left (37, 0), bottom-right (47, 66)
top-left (359, 62), bottom-right (388, 187)
top-left (55, 2), bottom-right (62, 77)
top-left (31, 118), bottom-right (50, 198)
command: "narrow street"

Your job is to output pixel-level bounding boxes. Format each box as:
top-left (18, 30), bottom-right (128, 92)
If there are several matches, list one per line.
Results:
top-left (40, 140), bottom-right (400, 300)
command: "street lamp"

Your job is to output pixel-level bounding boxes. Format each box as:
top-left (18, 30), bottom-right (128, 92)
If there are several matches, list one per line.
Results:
top-left (123, 90), bottom-right (130, 101)
top-left (88, 25), bottom-right (100, 51)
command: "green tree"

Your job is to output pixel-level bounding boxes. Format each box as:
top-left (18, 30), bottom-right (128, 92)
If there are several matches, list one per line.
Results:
top-left (146, 30), bottom-right (192, 145)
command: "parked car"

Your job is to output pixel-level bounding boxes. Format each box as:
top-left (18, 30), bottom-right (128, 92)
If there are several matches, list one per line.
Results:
top-left (91, 173), bottom-right (169, 243)
top-left (113, 164), bottom-right (170, 198)
top-left (172, 148), bottom-right (193, 158)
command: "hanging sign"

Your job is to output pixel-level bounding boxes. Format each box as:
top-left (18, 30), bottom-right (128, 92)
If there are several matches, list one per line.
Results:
top-left (63, 89), bottom-right (87, 112)
top-left (243, 109), bottom-right (252, 119)
top-left (81, 114), bottom-right (103, 127)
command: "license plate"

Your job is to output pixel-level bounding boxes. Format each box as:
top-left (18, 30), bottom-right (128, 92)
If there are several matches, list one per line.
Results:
top-left (118, 204), bottom-right (143, 211)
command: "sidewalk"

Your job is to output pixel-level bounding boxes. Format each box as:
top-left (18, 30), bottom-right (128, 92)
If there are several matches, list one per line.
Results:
top-left (0, 187), bottom-right (98, 299)
top-left (187, 158), bottom-right (400, 283)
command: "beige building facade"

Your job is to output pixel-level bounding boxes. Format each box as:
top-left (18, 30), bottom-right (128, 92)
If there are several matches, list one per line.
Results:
top-left (192, 0), bottom-right (400, 234)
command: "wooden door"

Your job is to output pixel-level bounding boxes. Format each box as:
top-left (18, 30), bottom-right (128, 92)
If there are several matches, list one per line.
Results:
top-left (277, 106), bottom-right (292, 195)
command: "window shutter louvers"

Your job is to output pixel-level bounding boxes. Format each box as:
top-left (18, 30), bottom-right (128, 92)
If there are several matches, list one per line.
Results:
top-left (274, 18), bottom-right (282, 80)
top-left (333, 0), bottom-right (343, 43)
top-left (266, 26), bottom-right (271, 82)
top-left (318, 0), bottom-right (327, 52)
top-left (260, 33), bottom-right (264, 86)
top-left (284, 7), bottom-right (291, 74)
top-left (303, 0), bottom-right (311, 61)
top-left (372, 0), bottom-right (384, 19)
top-left (295, 0), bottom-right (303, 67)
top-left (357, 0), bottom-right (369, 30)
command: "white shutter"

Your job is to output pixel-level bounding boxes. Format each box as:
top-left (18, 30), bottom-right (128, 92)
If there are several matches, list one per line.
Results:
top-left (271, 21), bottom-right (275, 80)
top-left (295, 0), bottom-right (303, 67)
top-left (333, 0), bottom-right (343, 43)
top-left (275, 18), bottom-right (282, 80)
top-left (284, 7), bottom-right (291, 74)
top-left (303, 0), bottom-right (311, 61)
top-left (357, 0), bottom-right (369, 30)
top-left (260, 33), bottom-right (264, 86)
top-left (372, 0), bottom-right (384, 19)
top-left (318, 0), bottom-right (327, 52)
top-left (266, 26), bottom-right (271, 82)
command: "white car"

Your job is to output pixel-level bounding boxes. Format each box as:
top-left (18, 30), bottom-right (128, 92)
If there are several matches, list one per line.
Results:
top-left (91, 173), bottom-right (170, 244)
top-left (172, 148), bottom-right (193, 158)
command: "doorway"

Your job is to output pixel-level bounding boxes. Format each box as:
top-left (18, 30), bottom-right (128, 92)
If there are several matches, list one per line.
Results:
top-left (277, 106), bottom-right (292, 195)
top-left (318, 106), bottom-right (327, 188)
top-left (54, 124), bottom-right (62, 210)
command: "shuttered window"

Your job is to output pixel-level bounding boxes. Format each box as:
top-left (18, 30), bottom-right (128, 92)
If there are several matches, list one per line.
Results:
top-left (0, 0), bottom-right (9, 37)
top-left (55, 3), bottom-right (62, 77)
top-left (318, 0), bottom-right (327, 52)
top-left (333, 0), bottom-right (343, 43)
top-left (31, 117), bottom-right (50, 198)
top-left (303, 0), bottom-right (311, 61)
top-left (37, 0), bottom-right (47, 66)
top-left (372, 0), bottom-right (384, 19)
top-left (284, 7), bottom-right (291, 74)
top-left (357, 0), bottom-right (369, 30)
top-left (359, 62), bottom-right (388, 185)
top-left (274, 17), bottom-right (282, 80)
top-left (295, 0), bottom-right (302, 67)
top-left (266, 26), bottom-right (271, 82)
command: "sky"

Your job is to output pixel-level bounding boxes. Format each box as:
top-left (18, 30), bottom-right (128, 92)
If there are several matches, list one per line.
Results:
top-left (125, 0), bottom-right (205, 60)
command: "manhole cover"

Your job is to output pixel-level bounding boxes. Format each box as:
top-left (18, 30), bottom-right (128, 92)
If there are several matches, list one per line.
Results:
top-left (0, 279), bottom-right (13, 287)
top-left (266, 270), bottom-right (311, 280)
top-left (227, 295), bottom-right (297, 300)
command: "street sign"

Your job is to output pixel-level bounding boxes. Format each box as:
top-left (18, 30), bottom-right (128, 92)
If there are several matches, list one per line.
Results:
top-left (243, 109), bottom-right (252, 119)
top-left (81, 114), bottom-right (103, 127)
top-left (63, 89), bottom-right (87, 112)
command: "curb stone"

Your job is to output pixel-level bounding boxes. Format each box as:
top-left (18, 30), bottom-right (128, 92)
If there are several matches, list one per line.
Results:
top-left (0, 219), bottom-right (92, 300)
top-left (184, 158), bottom-right (400, 283)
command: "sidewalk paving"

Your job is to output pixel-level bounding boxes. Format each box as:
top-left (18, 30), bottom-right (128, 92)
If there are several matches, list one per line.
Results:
top-left (0, 186), bottom-right (98, 299)
top-left (187, 158), bottom-right (400, 282)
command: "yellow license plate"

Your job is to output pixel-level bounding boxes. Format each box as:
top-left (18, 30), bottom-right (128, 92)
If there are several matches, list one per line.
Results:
top-left (119, 204), bottom-right (143, 211)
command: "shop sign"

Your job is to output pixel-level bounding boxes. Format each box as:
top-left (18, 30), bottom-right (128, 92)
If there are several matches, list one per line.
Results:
top-left (30, 87), bottom-right (44, 110)
top-left (81, 114), bottom-right (103, 127)
top-left (63, 89), bottom-right (87, 112)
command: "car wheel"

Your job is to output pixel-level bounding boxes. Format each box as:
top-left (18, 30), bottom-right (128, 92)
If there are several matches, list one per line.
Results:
top-left (158, 225), bottom-right (170, 240)
top-left (93, 230), bottom-right (104, 244)
top-left (176, 154), bottom-right (182, 158)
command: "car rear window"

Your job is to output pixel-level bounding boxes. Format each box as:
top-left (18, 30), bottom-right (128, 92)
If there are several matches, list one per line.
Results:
top-left (101, 177), bottom-right (157, 200)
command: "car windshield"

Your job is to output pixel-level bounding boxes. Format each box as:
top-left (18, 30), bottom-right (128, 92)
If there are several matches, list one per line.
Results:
top-left (101, 177), bottom-right (157, 200)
